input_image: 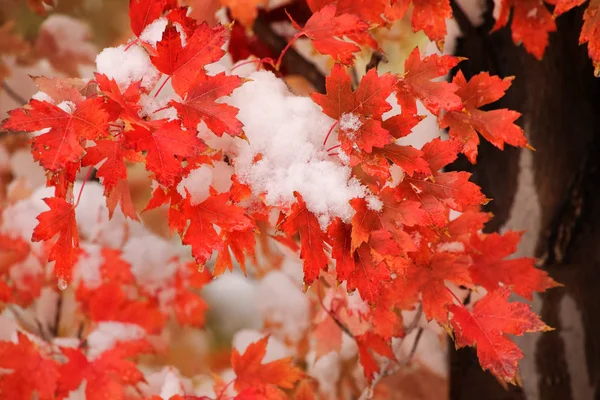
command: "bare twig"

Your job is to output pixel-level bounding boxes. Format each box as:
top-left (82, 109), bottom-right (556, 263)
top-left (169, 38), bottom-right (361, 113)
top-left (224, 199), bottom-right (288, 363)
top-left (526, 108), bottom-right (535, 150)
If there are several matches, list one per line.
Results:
top-left (366, 51), bottom-right (387, 72)
top-left (1, 81), bottom-right (27, 105)
top-left (252, 13), bottom-right (326, 93)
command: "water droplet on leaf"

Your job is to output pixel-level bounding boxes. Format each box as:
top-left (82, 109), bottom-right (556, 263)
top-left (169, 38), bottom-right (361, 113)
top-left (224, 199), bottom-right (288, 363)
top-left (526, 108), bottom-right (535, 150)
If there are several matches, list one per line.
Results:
top-left (57, 279), bottom-right (68, 291)
top-left (302, 282), bottom-right (311, 293)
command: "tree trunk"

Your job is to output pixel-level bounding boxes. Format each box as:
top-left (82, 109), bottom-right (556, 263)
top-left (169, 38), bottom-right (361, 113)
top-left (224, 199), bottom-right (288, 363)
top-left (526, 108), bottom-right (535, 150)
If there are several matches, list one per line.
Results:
top-left (449, 3), bottom-right (600, 399)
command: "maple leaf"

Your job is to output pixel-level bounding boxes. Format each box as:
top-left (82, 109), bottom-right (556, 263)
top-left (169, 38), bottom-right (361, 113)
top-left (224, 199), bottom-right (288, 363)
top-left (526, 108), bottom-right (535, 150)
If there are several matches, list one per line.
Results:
top-left (545, 0), bottom-right (586, 16)
top-left (82, 139), bottom-right (142, 194)
top-left (355, 332), bottom-right (395, 381)
top-left (57, 339), bottom-right (152, 400)
top-left (349, 198), bottom-right (382, 252)
top-left (0, 332), bottom-right (59, 400)
top-left (411, 0), bottom-right (452, 45)
top-left (95, 73), bottom-right (143, 124)
top-left (312, 65), bottom-right (400, 154)
top-left (221, 0), bottom-right (268, 27)
top-left (376, 143), bottom-right (430, 176)
top-left (449, 287), bottom-right (551, 382)
top-left (181, 191), bottom-right (254, 267)
top-left (289, 4), bottom-right (376, 65)
top-left (123, 121), bottom-right (206, 186)
top-left (106, 179), bottom-right (139, 220)
top-left (580, 0), bottom-right (600, 76)
top-left (31, 76), bottom-right (87, 105)
top-left (313, 60), bottom-right (397, 120)
top-left (281, 193), bottom-right (329, 285)
top-left (493, 0), bottom-right (556, 60)
top-left (440, 71), bottom-right (527, 163)
top-left (78, 281), bottom-right (166, 332)
top-left (398, 170), bottom-right (487, 227)
top-left (231, 336), bottom-right (303, 392)
top-left (151, 23), bottom-right (228, 95)
top-left (129, 0), bottom-right (167, 37)
top-left (174, 290), bottom-right (208, 327)
top-left (468, 231), bottom-right (559, 299)
top-left (408, 250), bottom-right (471, 322)
top-left (346, 244), bottom-right (391, 302)
top-left (313, 311), bottom-right (343, 359)
top-left (32, 197), bottom-right (79, 283)
top-left (170, 72), bottom-right (245, 137)
top-left (420, 137), bottom-right (461, 172)
top-left (396, 48), bottom-right (462, 116)
top-left (214, 230), bottom-right (256, 275)
top-left (2, 97), bottom-right (110, 171)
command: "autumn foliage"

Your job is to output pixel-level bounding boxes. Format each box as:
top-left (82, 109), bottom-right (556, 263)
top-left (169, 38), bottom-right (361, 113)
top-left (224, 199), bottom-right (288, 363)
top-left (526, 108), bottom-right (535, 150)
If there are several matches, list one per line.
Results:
top-left (1, 0), bottom-right (588, 398)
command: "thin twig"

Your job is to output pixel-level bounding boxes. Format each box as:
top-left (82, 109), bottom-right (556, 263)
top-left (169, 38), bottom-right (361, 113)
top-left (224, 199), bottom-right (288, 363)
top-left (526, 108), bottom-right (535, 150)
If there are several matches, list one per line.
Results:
top-left (252, 12), bottom-right (326, 93)
top-left (2, 81), bottom-right (27, 105)
top-left (406, 327), bottom-right (424, 364)
top-left (366, 51), bottom-right (387, 72)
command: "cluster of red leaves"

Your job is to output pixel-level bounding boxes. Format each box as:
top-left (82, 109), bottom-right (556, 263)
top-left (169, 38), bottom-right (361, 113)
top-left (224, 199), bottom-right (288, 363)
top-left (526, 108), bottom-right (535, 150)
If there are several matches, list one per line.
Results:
top-left (3, 0), bottom-right (256, 284)
top-left (0, 0), bottom-right (562, 396)
top-left (223, 0), bottom-right (600, 77)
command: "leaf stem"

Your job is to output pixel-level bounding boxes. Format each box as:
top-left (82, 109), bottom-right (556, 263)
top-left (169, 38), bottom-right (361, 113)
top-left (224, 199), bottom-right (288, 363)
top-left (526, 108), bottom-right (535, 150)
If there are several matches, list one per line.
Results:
top-left (323, 121), bottom-right (339, 146)
top-left (446, 286), bottom-right (464, 306)
top-left (75, 167), bottom-right (95, 208)
top-left (275, 33), bottom-right (302, 71)
top-left (124, 38), bottom-right (139, 51)
top-left (154, 76), bottom-right (171, 98)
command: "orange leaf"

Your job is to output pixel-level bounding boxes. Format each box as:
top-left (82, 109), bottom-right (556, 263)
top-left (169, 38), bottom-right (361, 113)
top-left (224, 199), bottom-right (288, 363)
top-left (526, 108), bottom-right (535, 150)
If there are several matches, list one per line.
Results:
top-left (232, 336), bottom-right (303, 392)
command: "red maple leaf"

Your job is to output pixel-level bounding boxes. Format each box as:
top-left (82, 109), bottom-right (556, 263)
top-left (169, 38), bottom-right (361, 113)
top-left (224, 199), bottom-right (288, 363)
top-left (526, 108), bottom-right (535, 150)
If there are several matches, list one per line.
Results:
top-left (493, 0), bottom-right (556, 60)
top-left (289, 4), bottom-right (376, 65)
top-left (313, 58), bottom-right (397, 120)
top-left (214, 230), bottom-right (257, 275)
top-left (32, 197), bottom-right (79, 283)
top-left (468, 231), bottom-right (560, 299)
top-left (440, 71), bottom-right (527, 163)
top-left (312, 65), bottom-right (398, 154)
top-left (306, 0), bottom-right (406, 24)
top-left (281, 193), bottom-right (329, 285)
top-left (78, 281), bottom-right (166, 332)
top-left (411, 0), bottom-right (452, 45)
top-left (347, 243), bottom-right (391, 302)
top-left (355, 332), bottom-right (395, 381)
top-left (2, 97), bottom-right (110, 171)
top-left (546, 0), bottom-right (586, 16)
top-left (82, 139), bottom-right (143, 195)
top-left (123, 121), bottom-right (206, 186)
top-left (181, 191), bottom-right (254, 267)
top-left (170, 71), bottom-right (245, 137)
top-left (0, 332), bottom-right (59, 400)
top-left (396, 47), bottom-right (462, 116)
top-left (151, 23), bottom-right (228, 95)
top-left (449, 287), bottom-right (551, 382)
top-left (580, 0), bottom-right (600, 76)
top-left (231, 336), bottom-right (303, 392)
top-left (57, 339), bottom-right (152, 400)
top-left (129, 0), bottom-right (167, 37)
top-left (408, 249), bottom-right (471, 322)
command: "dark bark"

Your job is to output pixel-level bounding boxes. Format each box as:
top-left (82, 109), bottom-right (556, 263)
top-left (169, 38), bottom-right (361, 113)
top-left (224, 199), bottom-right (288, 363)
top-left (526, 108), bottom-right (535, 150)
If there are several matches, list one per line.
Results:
top-left (449, 2), bottom-right (600, 399)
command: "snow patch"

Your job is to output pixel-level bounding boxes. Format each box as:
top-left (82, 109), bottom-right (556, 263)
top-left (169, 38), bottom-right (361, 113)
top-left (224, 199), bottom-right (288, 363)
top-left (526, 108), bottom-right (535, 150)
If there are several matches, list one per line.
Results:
top-left (226, 71), bottom-right (367, 227)
top-left (96, 45), bottom-right (160, 91)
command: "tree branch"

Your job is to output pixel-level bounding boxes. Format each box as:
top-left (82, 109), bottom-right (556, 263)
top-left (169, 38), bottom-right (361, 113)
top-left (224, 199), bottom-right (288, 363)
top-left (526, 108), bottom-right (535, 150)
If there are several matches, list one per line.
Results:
top-left (2, 81), bottom-right (27, 105)
top-left (252, 13), bottom-right (326, 93)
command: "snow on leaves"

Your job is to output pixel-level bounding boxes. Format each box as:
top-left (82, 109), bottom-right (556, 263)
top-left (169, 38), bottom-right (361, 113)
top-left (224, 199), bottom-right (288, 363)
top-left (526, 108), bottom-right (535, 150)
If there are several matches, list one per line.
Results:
top-left (0, 0), bottom-right (563, 393)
